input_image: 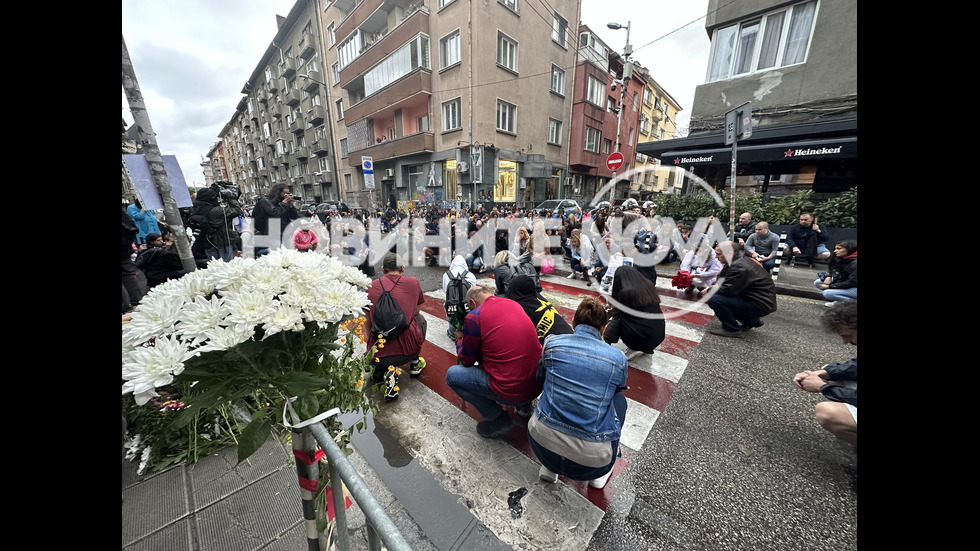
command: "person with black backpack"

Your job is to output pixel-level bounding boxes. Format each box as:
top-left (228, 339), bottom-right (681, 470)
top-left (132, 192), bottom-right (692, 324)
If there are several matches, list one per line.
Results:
top-left (365, 253), bottom-right (428, 402)
top-left (442, 253), bottom-right (476, 339)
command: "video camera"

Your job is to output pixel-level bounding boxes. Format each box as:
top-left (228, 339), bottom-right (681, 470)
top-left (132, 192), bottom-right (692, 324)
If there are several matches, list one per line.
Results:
top-left (211, 181), bottom-right (241, 201)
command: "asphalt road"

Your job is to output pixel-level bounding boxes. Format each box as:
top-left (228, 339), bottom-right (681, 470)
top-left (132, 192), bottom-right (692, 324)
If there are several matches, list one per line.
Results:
top-left (404, 260), bottom-right (858, 551)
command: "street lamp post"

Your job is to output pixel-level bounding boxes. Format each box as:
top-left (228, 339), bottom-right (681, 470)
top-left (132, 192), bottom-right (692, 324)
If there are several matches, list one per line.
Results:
top-left (607, 21), bottom-right (632, 202)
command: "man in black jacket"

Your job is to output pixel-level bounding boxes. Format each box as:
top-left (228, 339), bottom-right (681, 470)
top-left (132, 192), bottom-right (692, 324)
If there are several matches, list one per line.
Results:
top-left (784, 212), bottom-right (830, 266)
top-left (251, 184), bottom-right (299, 257)
top-left (793, 299), bottom-right (857, 447)
top-left (706, 241), bottom-right (777, 337)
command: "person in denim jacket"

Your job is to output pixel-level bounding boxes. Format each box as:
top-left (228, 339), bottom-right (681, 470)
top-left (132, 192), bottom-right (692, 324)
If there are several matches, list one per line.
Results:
top-left (529, 297), bottom-right (628, 489)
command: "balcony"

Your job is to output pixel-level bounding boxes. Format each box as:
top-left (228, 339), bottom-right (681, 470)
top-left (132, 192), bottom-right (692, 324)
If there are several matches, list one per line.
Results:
top-left (289, 115), bottom-right (305, 134)
top-left (649, 109), bottom-right (662, 122)
top-left (302, 71), bottom-right (321, 92)
top-left (338, 5), bottom-right (428, 89)
top-left (311, 139), bottom-right (329, 155)
top-left (267, 76), bottom-right (279, 93)
top-left (285, 90), bottom-right (301, 107)
top-left (348, 131), bottom-right (434, 166)
top-left (308, 105), bottom-right (326, 125)
top-left (299, 33), bottom-right (316, 59)
top-left (281, 58), bottom-right (296, 78)
top-left (344, 70), bottom-right (430, 122)
top-left (256, 89), bottom-right (268, 103)
top-left (295, 147), bottom-right (310, 160)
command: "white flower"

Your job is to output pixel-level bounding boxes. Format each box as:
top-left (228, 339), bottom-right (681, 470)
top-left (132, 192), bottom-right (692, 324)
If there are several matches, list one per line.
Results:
top-left (137, 446), bottom-right (152, 475)
top-left (205, 257), bottom-right (254, 294)
top-left (122, 294), bottom-right (187, 347)
top-left (312, 280), bottom-right (358, 323)
top-left (337, 264), bottom-right (371, 288)
top-left (222, 289), bottom-right (278, 328)
top-left (193, 324), bottom-right (255, 354)
top-left (243, 263), bottom-right (292, 295)
top-left (174, 294), bottom-right (227, 347)
top-left (261, 302), bottom-right (306, 337)
top-left (122, 336), bottom-right (194, 405)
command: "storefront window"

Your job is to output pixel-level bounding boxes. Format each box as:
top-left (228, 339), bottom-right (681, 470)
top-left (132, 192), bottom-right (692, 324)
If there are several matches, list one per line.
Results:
top-left (496, 160), bottom-right (517, 202)
top-left (444, 159), bottom-right (458, 202)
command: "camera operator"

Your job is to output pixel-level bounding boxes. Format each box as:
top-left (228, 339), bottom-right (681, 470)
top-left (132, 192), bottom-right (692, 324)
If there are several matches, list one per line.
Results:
top-left (251, 184), bottom-right (299, 257)
top-left (190, 182), bottom-right (242, 263)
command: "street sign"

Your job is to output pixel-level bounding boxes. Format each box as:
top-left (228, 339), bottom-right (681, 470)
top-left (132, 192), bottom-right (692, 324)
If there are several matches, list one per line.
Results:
top-left (362, 156), bottom-right (375, 190)
top-left (725, 102), bottom-right (751, 145)
top-left (606, 151), bottom-right (625, 171)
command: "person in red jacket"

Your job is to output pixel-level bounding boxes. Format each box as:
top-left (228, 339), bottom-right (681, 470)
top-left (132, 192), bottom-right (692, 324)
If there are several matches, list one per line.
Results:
top-left (446, 285), bottom-right (543, 438)
top-left (364, 254), bottom-right (427, 401)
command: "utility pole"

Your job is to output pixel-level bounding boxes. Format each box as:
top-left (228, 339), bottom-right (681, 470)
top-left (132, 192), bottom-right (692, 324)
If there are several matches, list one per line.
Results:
top-left (122, 33), bottom-right (196, 272)
top-left (608, 21), bottom-right (633, 202)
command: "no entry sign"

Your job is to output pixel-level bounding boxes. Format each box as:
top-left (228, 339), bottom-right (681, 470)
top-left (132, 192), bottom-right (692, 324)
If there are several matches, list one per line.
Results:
top-left (606, 152), bottom-right (624, 171)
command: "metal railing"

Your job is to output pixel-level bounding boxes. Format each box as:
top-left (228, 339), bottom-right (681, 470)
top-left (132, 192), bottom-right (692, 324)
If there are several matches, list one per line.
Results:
top-left (305, 421), bottom-right (413, 551)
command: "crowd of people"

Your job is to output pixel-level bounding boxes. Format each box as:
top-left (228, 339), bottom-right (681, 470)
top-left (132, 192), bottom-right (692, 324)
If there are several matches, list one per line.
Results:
top-left (125, 194), bottom-right (858, 480)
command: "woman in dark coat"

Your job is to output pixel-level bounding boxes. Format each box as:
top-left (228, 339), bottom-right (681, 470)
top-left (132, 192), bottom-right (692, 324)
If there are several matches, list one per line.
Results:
top-left (603, 265), bottom-right (666, 359)
top-left (815, 239), bottom-right (857, 305)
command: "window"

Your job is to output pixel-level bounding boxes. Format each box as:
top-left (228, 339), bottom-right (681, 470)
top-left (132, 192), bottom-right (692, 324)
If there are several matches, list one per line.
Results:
top-left (439, 0), bottom-right (456, 7)
top-left (363, 35), bottom-right (430, 96)
top-left (579, 32), bottom-right (607, 59)
top-left (607, 97), bottom-right (617, 113)
top-left (344, 173), bottom-right (352, 191)
top-left (340, 138), bottom-right (349, 157)
top-left (499, 0), bottom-right (518, 13)
top-left (318, 157), bottom-right (330, 173)
top-left (418, 115), bottom-right (429, 132)
top-left (707, 0), bottom-right (817, 82)
top-left (639, 114), bottom-right (649, 135)
top-left (335, 99), bottom-right (344, 120)
top-left (602, 139), bottom-right (611, 154)
top-left (443, 98), bottom-right (461, 131)
top-left (496, 100), bottom-right (516, 133)
top-left (585, 127), bottom-right (600, 152)
top-left (327, 24), bottom-right (335, 47)
top-left (548, 118), bottom-right (562, 145)
top-left (643, 87), bottom-right (653, 106)
top-left (497, 32), bottom-right (517, 72)
top-left (263, 122), bottom-right (272, 138)
top-left (441, 30), bottom-right (460, 69)
top-left (550, 64), bottom-right (565, 95)
top-left (552, 13), bottom-right (568, 47)
top-left (587, 76), bottom-right (603, 106)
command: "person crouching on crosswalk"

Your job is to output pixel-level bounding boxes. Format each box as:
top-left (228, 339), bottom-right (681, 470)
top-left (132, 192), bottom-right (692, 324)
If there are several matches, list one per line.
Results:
top-left (446, 285), bottom-right (542, 438)
top-left (530, 297), bottom-right (628, 489)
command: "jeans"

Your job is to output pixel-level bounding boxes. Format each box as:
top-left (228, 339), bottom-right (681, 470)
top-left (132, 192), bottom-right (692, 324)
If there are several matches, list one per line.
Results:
top-left (760, 258), bottom-right (776, 271)
top-left (707, 293), bottom-right (762, 332)
top-left (207, 244), bottom-right (235, 262)
top-left (815, 279), bottom-right (858, 302)
top-left (529, 391), bottom-right (626, 481)
top-left (446, 364), bottom-right (525, 424)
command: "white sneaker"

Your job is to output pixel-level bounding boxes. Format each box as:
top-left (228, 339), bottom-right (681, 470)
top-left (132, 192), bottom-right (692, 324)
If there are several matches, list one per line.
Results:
top-left (539, 465), bottom-right (558, 483)
top-left (626, 349), bottom-right (644, 361)
top-left (588, 469), bottom-right (613, 489)
top-left (566, 272), bottom-right (576, 279)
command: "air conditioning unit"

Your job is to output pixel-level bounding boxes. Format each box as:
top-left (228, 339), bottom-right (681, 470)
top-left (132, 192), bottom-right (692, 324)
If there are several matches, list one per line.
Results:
top-left (385, 168), bottom-right (395, 178)
top-left (458, 161), bottom-right (469, 173)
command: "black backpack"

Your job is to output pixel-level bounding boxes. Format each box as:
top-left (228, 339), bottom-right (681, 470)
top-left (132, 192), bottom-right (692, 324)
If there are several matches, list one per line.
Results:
top-left (371, 277), bottom-right (410, 339)
top-left (444, 270), bottom-right (472, 331)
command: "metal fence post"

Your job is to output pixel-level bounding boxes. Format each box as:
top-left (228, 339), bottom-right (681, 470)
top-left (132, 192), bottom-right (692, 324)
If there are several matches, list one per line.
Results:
top-left (771, 233), bottom-right (788, 281)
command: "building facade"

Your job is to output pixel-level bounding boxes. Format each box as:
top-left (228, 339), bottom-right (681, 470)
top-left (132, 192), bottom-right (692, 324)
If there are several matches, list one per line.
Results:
top-left (566, 24), bottom-right (644, 206)
top-left (636, 0), bottom-right (857, 198)
top-left (329, 0), bottom-right (580, 211)
top-left (631, 65), bottom-right (683, 199)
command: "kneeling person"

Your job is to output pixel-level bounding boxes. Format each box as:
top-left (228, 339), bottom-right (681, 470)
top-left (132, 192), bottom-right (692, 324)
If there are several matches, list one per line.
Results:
top-left (446, 285), bottom-right (542, 438)
top-left (530, 298), bottom-right (628, 489)
top-left (365, 253), bottom-right (428, 401)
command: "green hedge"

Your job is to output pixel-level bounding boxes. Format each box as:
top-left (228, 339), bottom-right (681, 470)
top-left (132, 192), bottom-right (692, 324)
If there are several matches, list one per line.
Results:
top-left (653, 187), bottom-right (857, 228)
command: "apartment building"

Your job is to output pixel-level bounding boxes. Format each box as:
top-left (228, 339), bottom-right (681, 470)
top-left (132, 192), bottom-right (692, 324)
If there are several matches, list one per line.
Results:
top-left (637, 0), bottom-right (857, 197)
top-left (566, 24), bottom-right (645, 205)
top-left (632, 65), bottom-right (683, 200)
top-left (319, 0), bottom-right (580, 211)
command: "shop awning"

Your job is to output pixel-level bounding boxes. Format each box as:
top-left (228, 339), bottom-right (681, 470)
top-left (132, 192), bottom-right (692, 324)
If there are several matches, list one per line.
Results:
top-left (659, 136), bottom-right (857, 166)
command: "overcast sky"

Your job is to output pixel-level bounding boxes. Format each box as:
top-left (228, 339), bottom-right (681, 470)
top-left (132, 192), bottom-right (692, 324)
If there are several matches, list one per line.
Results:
top-left (122, 0), bottom-right (711, 187)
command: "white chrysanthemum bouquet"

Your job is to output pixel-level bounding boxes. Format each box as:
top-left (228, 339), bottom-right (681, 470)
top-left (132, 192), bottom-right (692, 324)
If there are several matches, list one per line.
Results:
top-left (122, 249), bottom-right (377, 468)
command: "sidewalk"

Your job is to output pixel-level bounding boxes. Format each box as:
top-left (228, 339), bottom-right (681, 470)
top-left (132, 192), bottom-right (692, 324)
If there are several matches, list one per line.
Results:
top-left (122, 255), bottom-right (830, 551)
